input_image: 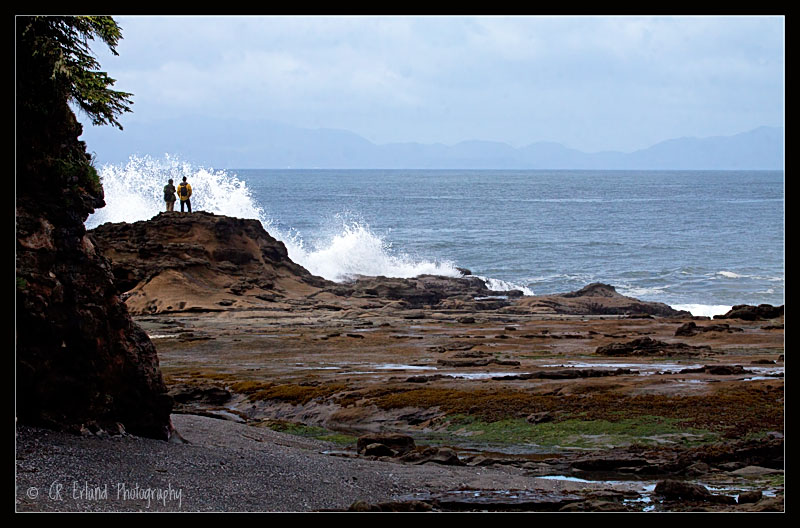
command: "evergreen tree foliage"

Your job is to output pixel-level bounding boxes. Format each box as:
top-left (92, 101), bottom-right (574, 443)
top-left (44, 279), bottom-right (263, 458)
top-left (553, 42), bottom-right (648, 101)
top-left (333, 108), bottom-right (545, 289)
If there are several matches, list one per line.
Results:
top-left (16, 15), bottom-right (133, 213)
top-left (17, 15), bottom-right (133, 130)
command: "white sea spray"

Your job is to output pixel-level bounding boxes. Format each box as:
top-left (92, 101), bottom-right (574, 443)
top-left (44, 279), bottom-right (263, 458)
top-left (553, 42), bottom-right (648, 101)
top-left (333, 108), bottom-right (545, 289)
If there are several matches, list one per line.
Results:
top-left (86, 154), bottom-right (266, 228)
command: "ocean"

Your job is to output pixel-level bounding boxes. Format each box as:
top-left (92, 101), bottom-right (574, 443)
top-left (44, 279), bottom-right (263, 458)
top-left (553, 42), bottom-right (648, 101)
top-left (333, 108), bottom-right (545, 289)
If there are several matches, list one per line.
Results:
top-left (86, 155), bottom-right (785, 317)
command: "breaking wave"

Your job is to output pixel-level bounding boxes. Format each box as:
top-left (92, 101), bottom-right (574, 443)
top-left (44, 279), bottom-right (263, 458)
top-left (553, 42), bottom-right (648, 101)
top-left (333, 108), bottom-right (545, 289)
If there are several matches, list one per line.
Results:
top-left (285, 215), bottom-right (463, 282)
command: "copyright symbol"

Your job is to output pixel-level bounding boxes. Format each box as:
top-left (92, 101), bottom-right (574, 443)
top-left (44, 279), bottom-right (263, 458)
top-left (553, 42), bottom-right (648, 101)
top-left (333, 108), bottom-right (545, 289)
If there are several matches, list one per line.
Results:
top-left (26, 487), bottom-right (39, 499)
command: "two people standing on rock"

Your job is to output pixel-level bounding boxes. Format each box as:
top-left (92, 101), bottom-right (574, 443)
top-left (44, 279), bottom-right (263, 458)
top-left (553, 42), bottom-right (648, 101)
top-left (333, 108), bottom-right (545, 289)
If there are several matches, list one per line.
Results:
top-left (165, 176), bottom-right (193, 213)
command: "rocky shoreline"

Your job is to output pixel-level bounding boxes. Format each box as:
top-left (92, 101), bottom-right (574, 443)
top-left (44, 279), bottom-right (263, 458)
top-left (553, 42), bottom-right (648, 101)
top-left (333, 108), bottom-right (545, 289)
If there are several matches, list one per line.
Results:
top-left (17, 212), bottom-right (784, 512)
top-left (16, 414), bottom-right (783, 512)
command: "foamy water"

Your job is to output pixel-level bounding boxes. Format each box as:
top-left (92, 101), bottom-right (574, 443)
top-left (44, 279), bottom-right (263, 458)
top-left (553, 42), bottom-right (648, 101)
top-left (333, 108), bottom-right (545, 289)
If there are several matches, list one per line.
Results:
top-left (671, 304), bottom-right (733, 318)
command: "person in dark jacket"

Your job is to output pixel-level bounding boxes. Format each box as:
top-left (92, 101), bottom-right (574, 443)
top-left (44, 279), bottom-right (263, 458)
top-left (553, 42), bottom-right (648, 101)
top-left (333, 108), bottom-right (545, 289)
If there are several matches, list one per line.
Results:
top-left (163, 179), bottom-right (176, 211)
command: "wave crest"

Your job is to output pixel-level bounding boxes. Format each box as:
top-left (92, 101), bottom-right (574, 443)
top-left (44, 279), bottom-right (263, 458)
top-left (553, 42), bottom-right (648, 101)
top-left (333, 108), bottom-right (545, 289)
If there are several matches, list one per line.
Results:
top-left (288, 215), bottom-right (461, 282)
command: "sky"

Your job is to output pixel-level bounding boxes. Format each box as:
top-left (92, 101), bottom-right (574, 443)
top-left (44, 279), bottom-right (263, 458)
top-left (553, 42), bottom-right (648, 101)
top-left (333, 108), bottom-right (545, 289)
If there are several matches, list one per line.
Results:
top-left (79, 15), bottom-right (785, 154)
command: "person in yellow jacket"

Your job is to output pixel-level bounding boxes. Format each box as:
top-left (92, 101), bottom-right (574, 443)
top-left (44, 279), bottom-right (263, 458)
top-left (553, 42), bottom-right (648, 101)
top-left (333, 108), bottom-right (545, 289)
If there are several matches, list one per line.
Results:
top-left (177, 176), bottom-right (193, 213)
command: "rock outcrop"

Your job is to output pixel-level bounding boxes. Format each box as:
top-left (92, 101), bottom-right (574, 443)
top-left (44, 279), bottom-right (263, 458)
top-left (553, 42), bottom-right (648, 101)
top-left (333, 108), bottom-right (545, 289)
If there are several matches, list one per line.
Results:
top-left (90, 212), bottom-right (331, 314)
top-left (325, 274), bottom-right (522, 309)
top-left (507, 283), bottom-right (690, 317)
top-left (714, 304), bottom-right (784, 321)
top-left (675, 322), bottom-right (743, 336)
top-left (595, 337), bottom-right (711, 357)
top-left (15, 206), bottom-right (173, 438)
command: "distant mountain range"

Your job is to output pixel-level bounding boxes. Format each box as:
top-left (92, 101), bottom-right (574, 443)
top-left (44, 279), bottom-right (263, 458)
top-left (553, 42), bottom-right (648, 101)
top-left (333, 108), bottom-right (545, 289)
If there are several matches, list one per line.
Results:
top-left (80, 118), bottom-right (784, 170)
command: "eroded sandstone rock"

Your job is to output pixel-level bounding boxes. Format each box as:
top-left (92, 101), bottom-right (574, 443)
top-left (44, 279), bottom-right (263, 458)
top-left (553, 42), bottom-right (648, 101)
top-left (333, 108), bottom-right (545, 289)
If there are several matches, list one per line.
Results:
top-left (90, 212), bottom-right (330, 314)
top-left (596, 337), bottom-right (711, 357)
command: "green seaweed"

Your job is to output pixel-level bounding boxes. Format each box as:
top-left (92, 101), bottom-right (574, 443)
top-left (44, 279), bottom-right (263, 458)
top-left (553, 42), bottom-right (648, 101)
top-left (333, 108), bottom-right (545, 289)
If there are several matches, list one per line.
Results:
top-left (254, 419), bottom-right (356, 446)
top-left (433, 414), bottom-right (719, 450)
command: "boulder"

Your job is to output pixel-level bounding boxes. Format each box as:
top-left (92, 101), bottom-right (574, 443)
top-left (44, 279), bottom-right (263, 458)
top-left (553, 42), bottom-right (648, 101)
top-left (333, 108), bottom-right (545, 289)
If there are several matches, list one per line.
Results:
top-left (356, 433), bottom-right (416, 455)
top-left (737, 491), bottom-right (763, 504)
top-left (655, 480), bottom-right (711, 500)
top-left (362, 443), bottom-right (396, 457)
top-left (675, 322), bottom-right (743, 336)
top-left (596, 337), bottom-right (710, 357)
top-left (654, 480), bottom-right (735, 504)
top-left (426, 447), bottom-right (465, 466)
top-left (714, 304), bottom-right (784, 321)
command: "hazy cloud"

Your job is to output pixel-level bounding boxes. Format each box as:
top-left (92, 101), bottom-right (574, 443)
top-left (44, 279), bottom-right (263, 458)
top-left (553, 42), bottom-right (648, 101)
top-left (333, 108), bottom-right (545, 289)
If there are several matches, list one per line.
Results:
top-left (84, 15), bottom-right (784, 153)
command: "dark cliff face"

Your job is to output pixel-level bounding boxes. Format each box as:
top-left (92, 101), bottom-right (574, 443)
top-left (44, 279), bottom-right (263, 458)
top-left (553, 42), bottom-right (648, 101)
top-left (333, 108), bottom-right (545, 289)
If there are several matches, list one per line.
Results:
top-left (15, 20), bottom-right (172, 439)
top-left (16, 200), bottom-right (173, 438)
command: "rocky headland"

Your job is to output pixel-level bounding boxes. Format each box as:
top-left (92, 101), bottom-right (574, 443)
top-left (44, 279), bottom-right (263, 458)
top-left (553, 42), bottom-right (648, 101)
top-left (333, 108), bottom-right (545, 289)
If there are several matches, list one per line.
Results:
top-left (17, 212), bottom-right (784, 512)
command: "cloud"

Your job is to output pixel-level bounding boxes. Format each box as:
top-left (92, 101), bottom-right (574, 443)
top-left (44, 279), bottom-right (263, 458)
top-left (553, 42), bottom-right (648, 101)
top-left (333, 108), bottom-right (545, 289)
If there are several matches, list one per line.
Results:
top-left (87, 15), bottom-right (783, 152)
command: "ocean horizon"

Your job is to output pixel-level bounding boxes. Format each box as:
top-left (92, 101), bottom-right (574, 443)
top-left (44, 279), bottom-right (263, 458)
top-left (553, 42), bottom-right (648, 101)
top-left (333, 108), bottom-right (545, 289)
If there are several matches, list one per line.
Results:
top-left (86, 155), bottom-right (785, 317)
